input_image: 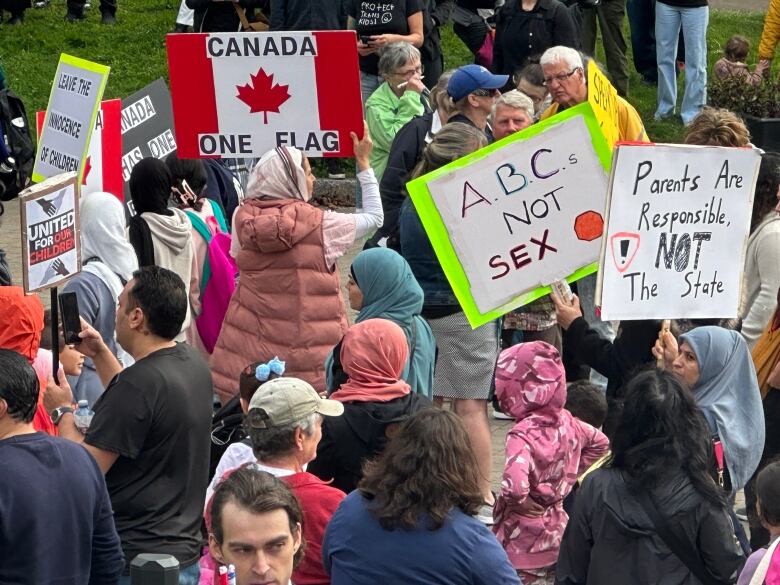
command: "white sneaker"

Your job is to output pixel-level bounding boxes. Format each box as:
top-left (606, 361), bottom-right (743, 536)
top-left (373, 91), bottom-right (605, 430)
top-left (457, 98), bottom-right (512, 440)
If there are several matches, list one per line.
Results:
top-left (476, 502), bottom-right (495, 525)
top-left (492, 409), bottom-right (513, 420)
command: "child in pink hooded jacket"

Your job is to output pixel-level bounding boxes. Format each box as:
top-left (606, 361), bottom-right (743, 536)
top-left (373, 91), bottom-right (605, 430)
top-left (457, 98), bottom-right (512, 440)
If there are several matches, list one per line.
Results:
top-left (493, 341), bottom-right (609, 584)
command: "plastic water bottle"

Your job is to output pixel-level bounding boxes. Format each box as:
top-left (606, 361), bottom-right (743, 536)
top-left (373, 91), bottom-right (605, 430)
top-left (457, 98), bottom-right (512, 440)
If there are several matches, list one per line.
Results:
top-left (74, 400), bottom-right (94, 434)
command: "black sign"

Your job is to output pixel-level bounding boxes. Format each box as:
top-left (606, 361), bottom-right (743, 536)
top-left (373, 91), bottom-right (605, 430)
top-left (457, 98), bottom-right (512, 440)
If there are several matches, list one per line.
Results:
top-left (121, 78), bottom-right (177, 213)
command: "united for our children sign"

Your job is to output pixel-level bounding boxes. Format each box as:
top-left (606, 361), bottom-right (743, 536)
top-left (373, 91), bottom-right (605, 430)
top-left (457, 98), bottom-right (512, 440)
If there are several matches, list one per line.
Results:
top-left (406, 104), bottom-right (612, 328)
top-left (33, 55), bottom-right (109, 183)
top-left (166, 31), bottom-right (363, 158)
top-left (597, 143), bottom-right (761, 320)
top-left (20, 173), bottom-right (81, 293)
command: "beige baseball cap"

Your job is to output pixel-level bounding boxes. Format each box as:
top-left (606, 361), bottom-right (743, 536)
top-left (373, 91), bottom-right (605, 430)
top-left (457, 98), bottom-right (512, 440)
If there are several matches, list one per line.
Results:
top-left (247, 377), bottom-right (344, 429)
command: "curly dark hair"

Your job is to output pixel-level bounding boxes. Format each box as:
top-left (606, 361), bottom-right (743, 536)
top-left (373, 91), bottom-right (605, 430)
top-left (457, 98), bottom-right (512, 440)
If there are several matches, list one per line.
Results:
top-left (358, 408), bottom-right (483, 531)
top-left (609, 369), bottom-right (726, 508)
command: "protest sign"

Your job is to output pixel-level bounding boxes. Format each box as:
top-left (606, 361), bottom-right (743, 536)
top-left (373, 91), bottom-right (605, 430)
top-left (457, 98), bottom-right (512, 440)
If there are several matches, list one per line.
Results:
top-left (406, 103), bottom-right (612, 328)
top-left (19, 172), bottom-right (80, 293)
top-left (597, 143), bottom-right (760, 320)
top-left (587, 61), bottom-right (619, 149)
top-left (36, 99), bottom-right (124, 201)
top-left (121, 78), bottom-right (177, 208)
top-left (166, 31), bottom-right (363, 158)
top-left (33, 55), bottom-right (109, 184)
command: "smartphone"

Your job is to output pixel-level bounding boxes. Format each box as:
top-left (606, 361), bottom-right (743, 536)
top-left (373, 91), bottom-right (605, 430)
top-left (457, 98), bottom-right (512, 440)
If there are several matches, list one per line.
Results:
top-left (359, 35), bottom-right (373, 45)
top-left (59, 292), bottom-right (81, 345)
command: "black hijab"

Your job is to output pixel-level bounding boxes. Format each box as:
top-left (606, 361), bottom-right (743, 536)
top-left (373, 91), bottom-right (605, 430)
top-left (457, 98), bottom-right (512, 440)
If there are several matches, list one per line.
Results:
top-left (128, 158), bottom-right (174, 267)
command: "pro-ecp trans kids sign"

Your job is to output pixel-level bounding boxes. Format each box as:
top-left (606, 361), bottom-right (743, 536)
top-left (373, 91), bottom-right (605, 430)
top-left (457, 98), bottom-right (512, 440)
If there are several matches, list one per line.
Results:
top-left (597, 143), bottom-right (760, 320)
top-left (166, 31), bottom-right (363, 158)
top-left (406, 104), bottom-right (612, 328)
top-left (20, 173), bottom-right (81, 293)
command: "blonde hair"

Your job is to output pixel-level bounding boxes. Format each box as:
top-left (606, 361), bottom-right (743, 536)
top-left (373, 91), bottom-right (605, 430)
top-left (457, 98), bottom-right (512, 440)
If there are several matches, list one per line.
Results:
top-left (683, 107), bottom-right (751, 147)
top-left (431, 70), bottom-right (457, 117)
top-left (411, 123), bottom-right (488, 179)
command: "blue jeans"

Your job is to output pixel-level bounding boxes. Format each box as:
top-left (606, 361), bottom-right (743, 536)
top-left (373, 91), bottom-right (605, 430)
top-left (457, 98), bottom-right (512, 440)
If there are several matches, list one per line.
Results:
top-left (654, 2), bottom-right (708, 125)
top-left (118, 560), bottom-right (199, 585)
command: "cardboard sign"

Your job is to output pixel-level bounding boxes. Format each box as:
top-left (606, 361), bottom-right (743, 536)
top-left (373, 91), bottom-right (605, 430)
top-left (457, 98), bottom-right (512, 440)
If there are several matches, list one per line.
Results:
top-left (20, 172), bottom-right (81, 293)
top-left (406, 103), bottom-right (612, 328)
top-left (166, 31), bottom-right (363, 158)
top-left (121, 78), bottom-right (177, 208)
top-left (33, 54), bottom-right (110, 184)
top-left (597, 143), bottom-right (761, 320)
top-left (36, 99), bottom-right (124, 201)
top-left (587, 61), bottom-right (619, 149)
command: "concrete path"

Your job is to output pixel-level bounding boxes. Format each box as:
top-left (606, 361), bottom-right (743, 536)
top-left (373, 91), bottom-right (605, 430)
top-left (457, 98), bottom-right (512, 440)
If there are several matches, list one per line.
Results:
top-left (711, 0), bottom-right (767, 11)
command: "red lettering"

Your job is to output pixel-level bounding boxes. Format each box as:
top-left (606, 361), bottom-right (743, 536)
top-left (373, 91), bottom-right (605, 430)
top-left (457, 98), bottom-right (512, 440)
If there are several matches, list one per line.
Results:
top-left (510, 244), bottom-right (531, 269)
top-left (529, 228), bottom-right (557, 260)
top-left (489, 255), bottom-right (510, 280)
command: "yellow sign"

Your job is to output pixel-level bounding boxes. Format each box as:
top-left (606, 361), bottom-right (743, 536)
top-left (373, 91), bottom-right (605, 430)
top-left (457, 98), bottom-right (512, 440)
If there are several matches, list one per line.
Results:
top-left (587, 61), bottom-right (619, 149)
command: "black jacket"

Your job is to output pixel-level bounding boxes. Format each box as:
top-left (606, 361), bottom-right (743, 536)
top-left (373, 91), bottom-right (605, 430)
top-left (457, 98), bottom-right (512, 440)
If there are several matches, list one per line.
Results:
top-left (269, 0), bottom-right (346, 31)
top-left (187, 0), bottom-right (267, 32)
top-left (557, 468), bottom-right (744, 585)
top-left (376, 112), bottom-right (436, 248)
top-left (493, 0), bottom-right (579, 77)
top-left (307, 393), bottom-right (431, 494)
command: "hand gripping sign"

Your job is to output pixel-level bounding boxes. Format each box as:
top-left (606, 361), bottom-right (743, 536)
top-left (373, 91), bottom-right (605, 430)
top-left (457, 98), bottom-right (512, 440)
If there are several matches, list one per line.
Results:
top-left (33, 54), bottom-right (109, 184)
top-left (596, 143), bottom-right (761, 320)
top-left (166, 31), bottom-right (363, 158)
top-left (406, 103), bottom-right (612, 328)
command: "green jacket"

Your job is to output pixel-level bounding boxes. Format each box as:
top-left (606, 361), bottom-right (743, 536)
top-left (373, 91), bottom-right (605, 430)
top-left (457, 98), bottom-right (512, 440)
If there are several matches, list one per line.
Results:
top-left (365, 82), bottom-right (425, 182)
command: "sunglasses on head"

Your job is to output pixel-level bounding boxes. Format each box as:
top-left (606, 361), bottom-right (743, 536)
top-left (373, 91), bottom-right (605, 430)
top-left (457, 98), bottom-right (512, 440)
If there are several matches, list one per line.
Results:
top-left (471, 88), bottom-right (499, 97)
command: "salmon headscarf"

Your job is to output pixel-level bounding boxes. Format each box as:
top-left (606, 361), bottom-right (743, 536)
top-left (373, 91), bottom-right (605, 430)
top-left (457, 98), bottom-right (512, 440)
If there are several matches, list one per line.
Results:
top-left (245, 147), bottom-right (310, 202)
top-left (0, 286), bottom-right (56, 434)
top-left (330, 319), bottom-right (411, 403)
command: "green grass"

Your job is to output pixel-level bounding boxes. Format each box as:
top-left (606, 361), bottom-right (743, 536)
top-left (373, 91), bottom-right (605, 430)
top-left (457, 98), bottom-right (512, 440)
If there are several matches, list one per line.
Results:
top-left (0, 3), bottom-right (771, 148)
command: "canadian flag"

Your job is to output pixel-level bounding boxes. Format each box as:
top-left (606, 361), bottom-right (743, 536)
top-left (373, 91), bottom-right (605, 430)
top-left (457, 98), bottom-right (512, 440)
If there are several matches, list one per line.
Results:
top-left (167, 31), bottom-right (363, 159)
top-left (36, 99), bottom-right (124, 201)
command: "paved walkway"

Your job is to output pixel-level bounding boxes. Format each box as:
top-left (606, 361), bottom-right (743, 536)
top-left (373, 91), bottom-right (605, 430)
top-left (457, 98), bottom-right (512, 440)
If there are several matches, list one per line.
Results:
top-left (711, 0), bottom-right (767, 11)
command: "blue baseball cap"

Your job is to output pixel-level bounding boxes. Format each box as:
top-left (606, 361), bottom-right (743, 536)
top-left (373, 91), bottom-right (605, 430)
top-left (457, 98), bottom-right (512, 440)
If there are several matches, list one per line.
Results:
top-left (447, 64), bottom-right (509, 101)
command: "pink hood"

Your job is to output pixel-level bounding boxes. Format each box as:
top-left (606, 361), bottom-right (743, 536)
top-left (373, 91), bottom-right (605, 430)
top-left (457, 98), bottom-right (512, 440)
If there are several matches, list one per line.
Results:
top-left (495, 341), bottom-right (566, 421)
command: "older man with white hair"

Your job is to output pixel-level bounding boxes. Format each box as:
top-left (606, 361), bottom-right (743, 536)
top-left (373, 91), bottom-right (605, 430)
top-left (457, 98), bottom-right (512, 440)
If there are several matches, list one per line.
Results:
top-left (490, 90), bottom-right (535, 141)
top-left (539, 45), bottom-right (647, 143)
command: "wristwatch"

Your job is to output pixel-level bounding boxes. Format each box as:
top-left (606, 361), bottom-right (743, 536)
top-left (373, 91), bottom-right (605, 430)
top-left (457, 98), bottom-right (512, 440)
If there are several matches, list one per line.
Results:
top-left (50, 406), bottom-right (74, 425)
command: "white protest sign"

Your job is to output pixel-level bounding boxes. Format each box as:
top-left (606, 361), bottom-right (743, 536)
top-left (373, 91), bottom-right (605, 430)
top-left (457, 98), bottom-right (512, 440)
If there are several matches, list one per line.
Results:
top-left (33, 54), bottom-right (110, 183)
top-left (423, 115), bottom-right (610, 314)
top-left (598, 144), bottom-right (760, 320)
top-left (20, 172), bottom-right (81, 293)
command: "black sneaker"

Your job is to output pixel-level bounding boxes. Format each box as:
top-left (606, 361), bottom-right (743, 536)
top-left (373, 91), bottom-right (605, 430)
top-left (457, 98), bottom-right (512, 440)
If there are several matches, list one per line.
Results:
top-left (65, 10), bottom-right (84, 20)
top-left (100, 10), bottom-right (116, 24)
top-left (6, 13), bottom-right (23, 24)
top-left (33, 0), bottom-right (50, 8)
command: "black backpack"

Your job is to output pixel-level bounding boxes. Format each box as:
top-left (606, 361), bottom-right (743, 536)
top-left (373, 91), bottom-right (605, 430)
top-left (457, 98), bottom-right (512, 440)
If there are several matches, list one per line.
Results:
top-left (209, 394), bottom-right (247, 481)
top-left (0, 89), bottom-right (34, 201)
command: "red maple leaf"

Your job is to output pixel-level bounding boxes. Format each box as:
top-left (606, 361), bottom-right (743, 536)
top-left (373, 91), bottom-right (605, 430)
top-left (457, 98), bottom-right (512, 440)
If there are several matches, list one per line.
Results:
top-left (236, 68), bottom-right (291, 124)
top-left (82, 156), bottom-right (92, 185)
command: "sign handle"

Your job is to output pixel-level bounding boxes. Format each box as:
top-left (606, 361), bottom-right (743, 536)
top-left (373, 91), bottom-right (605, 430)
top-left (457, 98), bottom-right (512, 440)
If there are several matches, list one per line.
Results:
top-left (51, 287), bottom-right (60, 377)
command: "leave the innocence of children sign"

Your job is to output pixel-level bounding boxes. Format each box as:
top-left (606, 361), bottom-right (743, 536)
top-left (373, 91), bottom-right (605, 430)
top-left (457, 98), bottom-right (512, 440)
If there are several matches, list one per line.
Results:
top-left (33, 55), bottom-right (109, 183)
top-left (166, 31), bottom-right (363, 158)
top-left (598, 144), bottom-right (761, 320)
top-left (20, 173), bottom-right (81, 293)
top-left (407, 105), bottom-right (612, 328)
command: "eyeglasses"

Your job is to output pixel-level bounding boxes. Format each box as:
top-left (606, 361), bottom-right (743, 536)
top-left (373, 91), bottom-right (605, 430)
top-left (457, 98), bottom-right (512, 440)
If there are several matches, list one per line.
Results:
top-left (471, 88), bottom-right (500, 97)
top-left (543, 68), bottom-right (580, 86)
top-left (395, 65), bottom-right (423, 78)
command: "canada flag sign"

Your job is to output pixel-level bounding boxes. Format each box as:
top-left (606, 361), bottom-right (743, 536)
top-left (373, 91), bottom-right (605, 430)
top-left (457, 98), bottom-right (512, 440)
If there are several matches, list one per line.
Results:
top-left (166, 31), bottom-right (364, 159)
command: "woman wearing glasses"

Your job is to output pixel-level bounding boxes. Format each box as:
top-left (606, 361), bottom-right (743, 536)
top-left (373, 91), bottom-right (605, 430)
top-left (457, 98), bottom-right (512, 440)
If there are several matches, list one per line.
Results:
top-left (365, 43), bottom-right (427, 184)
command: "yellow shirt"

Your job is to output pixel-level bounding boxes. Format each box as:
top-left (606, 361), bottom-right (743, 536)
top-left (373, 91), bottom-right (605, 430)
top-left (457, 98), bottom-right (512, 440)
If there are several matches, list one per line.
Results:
top-left (541, 95), bottom-right (650, 143)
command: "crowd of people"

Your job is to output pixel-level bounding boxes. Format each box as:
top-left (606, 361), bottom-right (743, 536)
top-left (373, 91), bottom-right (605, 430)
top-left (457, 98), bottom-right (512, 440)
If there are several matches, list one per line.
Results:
top-left (2, 0), bottom-right (780, 584)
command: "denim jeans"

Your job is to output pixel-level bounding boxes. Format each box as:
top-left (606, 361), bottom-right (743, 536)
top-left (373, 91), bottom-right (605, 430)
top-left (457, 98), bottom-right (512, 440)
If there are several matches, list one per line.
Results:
top-left (627, 0), bottom-right (657, 81)
top-left (654, 2), bottom-right (708, 125)
top-left (118, 560), bottom-right (200, 585)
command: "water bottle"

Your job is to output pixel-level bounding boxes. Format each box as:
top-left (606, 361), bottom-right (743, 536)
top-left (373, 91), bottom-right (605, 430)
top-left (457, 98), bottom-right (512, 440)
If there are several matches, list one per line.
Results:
top-left (74, 400), bottom-right (94, 434)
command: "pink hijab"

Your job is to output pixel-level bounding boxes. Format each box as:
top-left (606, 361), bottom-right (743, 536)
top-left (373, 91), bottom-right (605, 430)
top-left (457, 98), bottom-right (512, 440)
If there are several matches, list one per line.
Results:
top-left (330, 319), bottom-right (411, 403)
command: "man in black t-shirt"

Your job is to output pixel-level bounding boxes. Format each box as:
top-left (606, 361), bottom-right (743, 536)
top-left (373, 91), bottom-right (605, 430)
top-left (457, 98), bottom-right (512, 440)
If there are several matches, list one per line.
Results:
top-left (45, 266), bottom-right (213, 583)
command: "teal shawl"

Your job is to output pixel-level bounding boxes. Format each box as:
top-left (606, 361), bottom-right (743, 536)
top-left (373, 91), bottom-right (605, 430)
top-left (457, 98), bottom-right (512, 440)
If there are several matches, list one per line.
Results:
top-left (326, 248), bottom-right (435, 398)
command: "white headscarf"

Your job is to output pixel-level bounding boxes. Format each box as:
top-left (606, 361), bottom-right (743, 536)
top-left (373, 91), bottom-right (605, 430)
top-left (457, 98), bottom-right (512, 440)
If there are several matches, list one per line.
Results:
top-left (80, 191), bottom-right (138, 298)
top-left (244, 147), bottom-right (310, 202)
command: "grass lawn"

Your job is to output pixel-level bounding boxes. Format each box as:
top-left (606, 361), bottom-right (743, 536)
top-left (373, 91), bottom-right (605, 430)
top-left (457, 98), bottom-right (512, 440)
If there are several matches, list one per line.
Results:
top-left (0, 3), bottom-right (770, 149)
